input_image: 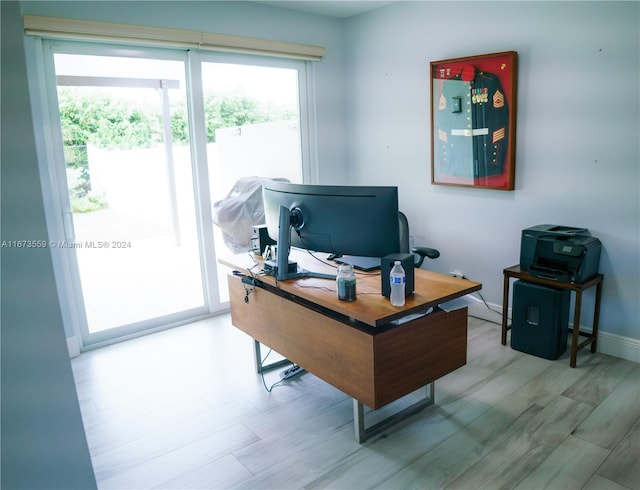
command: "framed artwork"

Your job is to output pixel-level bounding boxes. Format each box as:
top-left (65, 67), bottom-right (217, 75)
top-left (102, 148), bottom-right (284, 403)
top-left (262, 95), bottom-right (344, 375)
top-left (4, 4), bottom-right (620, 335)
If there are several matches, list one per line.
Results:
top-left (430, 51), bottom-right (517, 190)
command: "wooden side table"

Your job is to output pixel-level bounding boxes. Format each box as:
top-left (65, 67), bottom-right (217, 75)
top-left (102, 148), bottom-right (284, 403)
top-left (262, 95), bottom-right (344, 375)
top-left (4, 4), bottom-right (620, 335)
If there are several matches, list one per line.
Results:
top-left (501, 265), bottom-right (604, 368)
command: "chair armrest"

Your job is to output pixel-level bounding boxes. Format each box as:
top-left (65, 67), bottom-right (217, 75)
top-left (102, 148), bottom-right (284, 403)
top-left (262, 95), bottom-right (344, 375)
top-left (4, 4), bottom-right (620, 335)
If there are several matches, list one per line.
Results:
top-left (411, 246), bottom-right (440, 268)
top-left (412, 246), bottom-right (440, 259)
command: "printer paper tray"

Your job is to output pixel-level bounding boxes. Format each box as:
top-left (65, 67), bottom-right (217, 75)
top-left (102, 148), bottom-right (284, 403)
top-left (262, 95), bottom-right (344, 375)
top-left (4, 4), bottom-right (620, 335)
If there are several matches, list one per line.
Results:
top-left (529, 265), bottom-right (572, 282)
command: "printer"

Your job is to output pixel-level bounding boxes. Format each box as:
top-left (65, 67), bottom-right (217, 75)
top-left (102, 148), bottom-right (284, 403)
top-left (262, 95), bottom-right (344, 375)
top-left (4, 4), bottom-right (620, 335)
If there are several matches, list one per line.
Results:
top-left (520, 224), bottom-right (602, 283)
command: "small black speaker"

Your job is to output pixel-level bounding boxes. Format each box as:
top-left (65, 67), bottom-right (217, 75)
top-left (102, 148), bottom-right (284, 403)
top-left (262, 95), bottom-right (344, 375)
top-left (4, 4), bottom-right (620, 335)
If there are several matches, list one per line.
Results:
top-left (511, 280), bottom-right (570, 360)
top-left (381, 253), bottom-right (414, 298)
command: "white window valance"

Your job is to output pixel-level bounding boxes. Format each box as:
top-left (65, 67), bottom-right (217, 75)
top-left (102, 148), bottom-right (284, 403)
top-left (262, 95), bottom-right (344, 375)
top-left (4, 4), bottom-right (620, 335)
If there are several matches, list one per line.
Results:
top-left (23, 14), bottom-right (326, 61)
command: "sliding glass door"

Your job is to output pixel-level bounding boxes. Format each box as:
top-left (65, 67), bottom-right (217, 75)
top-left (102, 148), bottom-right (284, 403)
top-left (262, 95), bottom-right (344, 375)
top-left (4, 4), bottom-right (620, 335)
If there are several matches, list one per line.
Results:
top-left (46, 45), bottom-right (209, 344)
top-left (200, 56), bottom-right (307, 301)
top-left (39, 41), bottom-right (310, 348)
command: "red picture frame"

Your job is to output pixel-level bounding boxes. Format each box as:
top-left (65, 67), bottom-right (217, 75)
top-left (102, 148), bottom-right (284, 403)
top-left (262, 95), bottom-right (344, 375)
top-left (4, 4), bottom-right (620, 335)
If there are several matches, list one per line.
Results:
top-left (430, 51), bottom-right (517, 190)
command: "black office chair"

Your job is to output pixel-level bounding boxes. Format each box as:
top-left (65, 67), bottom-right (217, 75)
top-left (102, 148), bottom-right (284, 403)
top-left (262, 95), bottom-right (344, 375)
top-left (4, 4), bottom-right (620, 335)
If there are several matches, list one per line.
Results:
top-left (399, 211), bottom-right (440, 268)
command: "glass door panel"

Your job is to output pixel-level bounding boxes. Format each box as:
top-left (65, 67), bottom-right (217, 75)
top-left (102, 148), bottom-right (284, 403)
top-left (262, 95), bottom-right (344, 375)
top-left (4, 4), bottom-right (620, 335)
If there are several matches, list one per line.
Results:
top-left (201, 60), bottom-right (304, 300)
top-left (53, 52), bottom-right (207, 337)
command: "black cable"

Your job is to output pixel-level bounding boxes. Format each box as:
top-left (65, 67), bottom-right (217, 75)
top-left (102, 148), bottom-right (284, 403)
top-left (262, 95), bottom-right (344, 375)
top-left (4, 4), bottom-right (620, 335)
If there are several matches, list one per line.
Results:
top-left (236, 255), bottom-right (261, 303)
top-left (295, 230), bottom-right (381, 277)
top-left (474, 290), bottom-right (503, 316)
top-left (259, 348), bottom-right (294, 393)
top-left (457, 273), bottom-right (509, 325)
top-left (295, 230), bottom-right (338, 270)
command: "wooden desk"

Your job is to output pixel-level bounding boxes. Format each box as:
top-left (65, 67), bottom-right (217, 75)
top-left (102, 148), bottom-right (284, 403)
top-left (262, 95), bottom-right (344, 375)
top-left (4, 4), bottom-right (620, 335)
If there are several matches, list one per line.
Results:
top-left (501, 265), bottom-right (604, 368)
top-left (221, 251), bottom-right (481, 442)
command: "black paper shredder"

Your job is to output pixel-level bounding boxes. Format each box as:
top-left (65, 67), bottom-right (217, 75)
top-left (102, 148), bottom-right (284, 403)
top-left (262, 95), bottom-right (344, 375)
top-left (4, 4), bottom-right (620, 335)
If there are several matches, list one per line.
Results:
top-left (511, 280), bottom-right (570, 360)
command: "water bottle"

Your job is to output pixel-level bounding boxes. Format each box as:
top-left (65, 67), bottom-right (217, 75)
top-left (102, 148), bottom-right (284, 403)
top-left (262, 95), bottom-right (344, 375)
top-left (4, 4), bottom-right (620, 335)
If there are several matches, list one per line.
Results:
top-left (336, 263), bottom-right (356, 301)
top-left (390, 260), bottom-right (406, 307)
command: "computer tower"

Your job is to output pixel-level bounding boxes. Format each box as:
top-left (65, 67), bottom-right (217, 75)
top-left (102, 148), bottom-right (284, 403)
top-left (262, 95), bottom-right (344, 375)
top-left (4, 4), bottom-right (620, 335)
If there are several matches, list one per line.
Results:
top-left (511, 280), bottom-right (570, 360)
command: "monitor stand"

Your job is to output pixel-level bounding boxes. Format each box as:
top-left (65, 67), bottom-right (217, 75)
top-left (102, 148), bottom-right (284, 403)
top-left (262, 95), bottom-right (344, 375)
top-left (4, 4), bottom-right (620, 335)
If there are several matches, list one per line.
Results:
top-left (275, 205), bottom-right (335, 281)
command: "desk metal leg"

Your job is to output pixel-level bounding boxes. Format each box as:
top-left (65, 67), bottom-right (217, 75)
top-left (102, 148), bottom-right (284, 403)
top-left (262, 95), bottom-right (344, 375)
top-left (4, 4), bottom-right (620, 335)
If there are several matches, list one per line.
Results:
top-left (353, 382), bottom-right (435, 443)
top-left (253, 340), bottom-right (291, 374)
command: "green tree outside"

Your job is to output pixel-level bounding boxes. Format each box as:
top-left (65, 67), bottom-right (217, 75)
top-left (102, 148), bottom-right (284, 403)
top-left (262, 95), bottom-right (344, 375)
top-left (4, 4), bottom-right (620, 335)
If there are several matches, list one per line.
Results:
top-left (58, 88), bottom-right (294, 212)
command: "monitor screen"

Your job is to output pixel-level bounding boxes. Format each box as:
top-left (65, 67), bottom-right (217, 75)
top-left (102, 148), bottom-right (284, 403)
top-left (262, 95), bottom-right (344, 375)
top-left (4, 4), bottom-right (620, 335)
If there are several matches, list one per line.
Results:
top-left (262, 181), bottom-right (400, 280)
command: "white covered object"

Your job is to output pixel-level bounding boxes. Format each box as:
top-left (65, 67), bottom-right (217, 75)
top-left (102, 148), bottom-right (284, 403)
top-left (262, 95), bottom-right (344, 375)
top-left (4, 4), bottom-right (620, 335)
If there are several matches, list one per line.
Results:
top-left (212, 176), bottom-right (288, 253)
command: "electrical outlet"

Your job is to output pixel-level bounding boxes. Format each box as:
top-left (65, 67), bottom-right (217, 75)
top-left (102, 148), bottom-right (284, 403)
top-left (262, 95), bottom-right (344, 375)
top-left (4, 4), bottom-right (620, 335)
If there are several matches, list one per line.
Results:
top-left (450, 271), bottom-right (464, 279)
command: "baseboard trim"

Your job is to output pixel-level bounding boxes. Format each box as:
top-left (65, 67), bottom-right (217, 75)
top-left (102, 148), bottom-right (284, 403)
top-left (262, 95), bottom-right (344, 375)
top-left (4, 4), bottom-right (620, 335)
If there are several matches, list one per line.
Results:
top-left (468, 297), bottom-right (503, 326)
top-left (597, 331), bottom-right (640, 363)
top-left (466, 295), bottom-right (640, 364)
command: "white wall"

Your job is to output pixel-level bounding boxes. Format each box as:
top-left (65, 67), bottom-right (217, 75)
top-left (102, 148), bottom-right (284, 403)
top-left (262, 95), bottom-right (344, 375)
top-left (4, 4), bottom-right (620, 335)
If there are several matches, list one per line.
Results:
top-left (344, 1), bottom-right (639, 342)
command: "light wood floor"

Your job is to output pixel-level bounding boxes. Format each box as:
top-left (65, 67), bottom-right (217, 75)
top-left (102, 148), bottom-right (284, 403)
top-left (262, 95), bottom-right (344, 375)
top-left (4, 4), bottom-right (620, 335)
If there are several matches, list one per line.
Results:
top-left (71, 314), bottom-right (639, 489)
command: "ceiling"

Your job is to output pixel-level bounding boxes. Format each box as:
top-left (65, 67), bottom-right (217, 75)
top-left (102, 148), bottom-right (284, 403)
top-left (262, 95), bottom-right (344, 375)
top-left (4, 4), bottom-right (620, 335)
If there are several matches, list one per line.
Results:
top-left (255, 1), bottom-right (398, 18)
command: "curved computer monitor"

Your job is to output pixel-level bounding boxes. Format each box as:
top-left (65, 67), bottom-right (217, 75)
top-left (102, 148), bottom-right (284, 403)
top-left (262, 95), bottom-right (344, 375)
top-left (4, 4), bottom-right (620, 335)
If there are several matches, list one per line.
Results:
top-left (262, 181), bottom-right (400, 280)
